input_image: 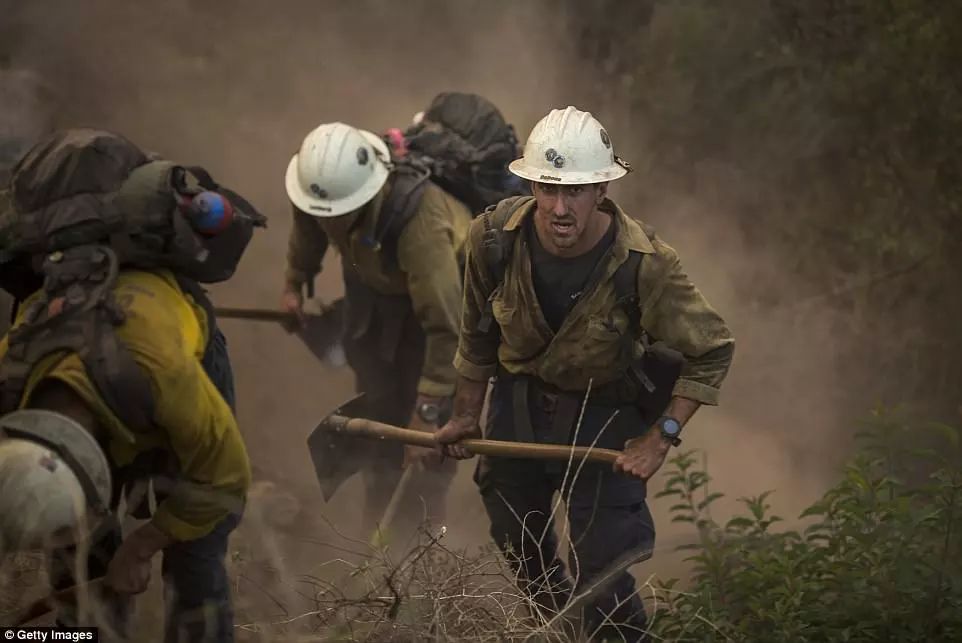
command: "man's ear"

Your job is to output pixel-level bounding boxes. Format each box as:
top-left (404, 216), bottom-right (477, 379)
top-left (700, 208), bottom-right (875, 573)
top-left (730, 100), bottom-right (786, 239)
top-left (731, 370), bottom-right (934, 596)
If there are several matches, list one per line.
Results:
top-left (596, 182), bottom-right (609, 204)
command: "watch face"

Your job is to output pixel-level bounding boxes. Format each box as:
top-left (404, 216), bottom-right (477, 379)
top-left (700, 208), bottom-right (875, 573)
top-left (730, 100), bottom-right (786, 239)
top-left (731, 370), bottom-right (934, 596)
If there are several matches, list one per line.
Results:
top-left (661, 418), bottom-right (681, 436)
top-left (418, 403), bottom-right (440, 423)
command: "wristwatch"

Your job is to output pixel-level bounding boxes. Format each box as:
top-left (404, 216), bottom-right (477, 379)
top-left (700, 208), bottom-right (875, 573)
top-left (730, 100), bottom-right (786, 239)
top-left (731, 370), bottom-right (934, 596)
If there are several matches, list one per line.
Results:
top-left (657, 416), bottom-right (683, 447)
top-left (417, 401), bottom-right (442, 424)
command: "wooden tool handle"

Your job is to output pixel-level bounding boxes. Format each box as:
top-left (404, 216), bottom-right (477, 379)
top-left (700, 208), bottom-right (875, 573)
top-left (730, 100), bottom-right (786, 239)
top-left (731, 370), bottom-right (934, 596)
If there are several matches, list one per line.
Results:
top-left (213, 307), bottom-right (332, 323)
top-left (214, 307), bottom-right (295, 322)
top-left (329, 415), bottom-right (622, 465)
top-left (15, 577), bottom-right (105, 626)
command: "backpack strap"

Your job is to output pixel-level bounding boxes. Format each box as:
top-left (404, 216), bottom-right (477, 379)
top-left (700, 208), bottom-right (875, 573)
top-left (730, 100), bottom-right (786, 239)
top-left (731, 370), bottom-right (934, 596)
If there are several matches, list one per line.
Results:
top-left (368, 160), bottom-right (432, 267)
top-left (610, 249), bottom-right (654, 395)
top-left (0, 245), bottom-right (156, 431)
top-left (173, 275), bottom-right (215, 349)
top-left (612, 221), bottom-right (658, 339)
top-left (476, 196), bottom-right (532, 333)
top-left (612, 250), bottom-right (643, 339)
top-left (613, 222), bottom-right (686, 408)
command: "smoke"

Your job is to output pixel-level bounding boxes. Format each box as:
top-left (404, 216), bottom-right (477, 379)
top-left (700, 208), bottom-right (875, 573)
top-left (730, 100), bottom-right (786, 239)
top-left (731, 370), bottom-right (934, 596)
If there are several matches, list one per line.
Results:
top-left (0, 0), bottom-right (856, 618)
top-left (590, 106), bottom-right (860, 573)
top-left (2, 0), bottom-right (584, 554)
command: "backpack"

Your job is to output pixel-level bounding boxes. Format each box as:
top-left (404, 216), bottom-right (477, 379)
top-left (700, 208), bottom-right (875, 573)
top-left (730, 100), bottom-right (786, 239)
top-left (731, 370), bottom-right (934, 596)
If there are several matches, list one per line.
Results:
top-left (0, 128), bottom-right (266, 428)
top-left (369, 93), bottom-right (527, 269)
top-left (476, 196), bottom-right (686, 424)
top-left (390, 92), bottom-right (528, 215)
top-left (1, 129), bottom-right (266, 285)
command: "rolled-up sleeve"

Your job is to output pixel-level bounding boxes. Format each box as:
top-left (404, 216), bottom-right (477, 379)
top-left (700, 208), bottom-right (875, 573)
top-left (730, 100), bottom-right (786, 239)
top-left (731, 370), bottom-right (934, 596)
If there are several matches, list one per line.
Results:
top-left (284, 204), bottom-right (329, 291)
top-left (453, 216), bottom-right (501, 382)
top-left (638, 243), bottom-right (735, 405)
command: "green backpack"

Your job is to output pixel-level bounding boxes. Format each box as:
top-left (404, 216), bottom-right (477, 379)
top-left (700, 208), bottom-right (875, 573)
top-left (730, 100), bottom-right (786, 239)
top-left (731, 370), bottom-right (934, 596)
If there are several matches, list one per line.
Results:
top-left (0, 128), bottom-right (265, 282)
top-left (0, 128), bottom-right (265, 429)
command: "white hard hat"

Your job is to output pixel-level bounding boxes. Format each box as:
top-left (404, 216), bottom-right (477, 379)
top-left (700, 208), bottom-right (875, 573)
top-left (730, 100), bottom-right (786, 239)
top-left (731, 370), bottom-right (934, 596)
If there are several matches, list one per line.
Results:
top-left (509, 106), bottom-right (630, 185)
top-left (285, 122), bottom-right (392, 217)
top-left (0, 409), bottom-right (112, 553)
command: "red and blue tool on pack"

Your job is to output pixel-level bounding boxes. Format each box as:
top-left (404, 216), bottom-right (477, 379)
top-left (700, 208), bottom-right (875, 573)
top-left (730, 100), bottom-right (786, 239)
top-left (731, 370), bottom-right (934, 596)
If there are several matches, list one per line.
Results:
top-left (176, 190), bottom-right (236, 237)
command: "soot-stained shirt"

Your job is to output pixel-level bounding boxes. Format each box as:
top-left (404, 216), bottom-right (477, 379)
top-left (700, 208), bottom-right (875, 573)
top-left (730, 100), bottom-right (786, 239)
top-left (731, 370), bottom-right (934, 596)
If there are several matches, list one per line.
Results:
top-left (527, 216), bottom-right (616, 333)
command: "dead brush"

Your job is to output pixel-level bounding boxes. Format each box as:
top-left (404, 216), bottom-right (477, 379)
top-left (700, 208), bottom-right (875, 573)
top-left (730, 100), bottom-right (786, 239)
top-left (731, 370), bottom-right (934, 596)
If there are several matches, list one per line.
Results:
top-left (230, 500), bottom-right (661, 642)
top-left (231, 516), bottom-right (573, 642)
top-left (230, 384), bottom-right (661, 642)
top-left (0, 384), bottom-right (663, 641)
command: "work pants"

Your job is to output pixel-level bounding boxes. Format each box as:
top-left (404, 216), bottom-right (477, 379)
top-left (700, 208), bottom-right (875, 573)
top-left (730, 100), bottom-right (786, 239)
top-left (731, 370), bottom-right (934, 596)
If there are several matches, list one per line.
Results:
top-left (339, 269), bottom-right (456, 544)
top-left (478, 374), bottom-right (655, 642)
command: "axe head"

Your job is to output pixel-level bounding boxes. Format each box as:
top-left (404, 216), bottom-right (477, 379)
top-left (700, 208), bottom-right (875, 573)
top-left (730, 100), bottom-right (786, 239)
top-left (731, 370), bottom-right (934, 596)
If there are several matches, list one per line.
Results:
top-left (306, 393), bottom-right (370, 502)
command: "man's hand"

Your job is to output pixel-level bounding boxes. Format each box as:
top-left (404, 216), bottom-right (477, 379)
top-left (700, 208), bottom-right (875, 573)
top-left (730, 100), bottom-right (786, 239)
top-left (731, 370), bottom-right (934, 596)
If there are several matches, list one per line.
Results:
top-left (614, 428), bottom-right (673, 482)
top-left (435, 375), bottom-right (488, 460)
top-left (280, 287), bottom-right (305, 331)
top-left (615, 397), bottom-right (702, 481)
top-left (435, 415), bottom-right (481, 460)
top-left (104, 521), bottom-right (174, 595)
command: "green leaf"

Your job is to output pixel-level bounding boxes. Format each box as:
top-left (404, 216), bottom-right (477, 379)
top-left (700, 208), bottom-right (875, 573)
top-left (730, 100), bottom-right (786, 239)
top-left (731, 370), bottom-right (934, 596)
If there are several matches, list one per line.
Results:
top-left (698, 492), bottom-right (725, 511)
top-left (726, 516), bottom-right (755, 530)
top-left (655, 488), bottom-right (682, 499)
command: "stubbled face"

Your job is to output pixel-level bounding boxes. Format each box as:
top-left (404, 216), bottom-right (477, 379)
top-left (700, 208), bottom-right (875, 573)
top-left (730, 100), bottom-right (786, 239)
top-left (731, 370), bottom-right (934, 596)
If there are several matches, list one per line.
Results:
top-left (320, 209), bottom-right (362, 239)
top-left (317, 180), bottom-right (388, 243)
top-left (531, 181), bottom-right (608, 255)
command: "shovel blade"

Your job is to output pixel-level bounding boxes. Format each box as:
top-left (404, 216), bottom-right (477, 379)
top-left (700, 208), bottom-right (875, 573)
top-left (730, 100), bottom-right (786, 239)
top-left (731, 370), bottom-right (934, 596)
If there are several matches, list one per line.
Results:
top-left (214, 298), bottom-right (346, 367)
top-left (306, 393), bottom-right (370, 502)
top-left (297, 298), bottom-right (345, 365)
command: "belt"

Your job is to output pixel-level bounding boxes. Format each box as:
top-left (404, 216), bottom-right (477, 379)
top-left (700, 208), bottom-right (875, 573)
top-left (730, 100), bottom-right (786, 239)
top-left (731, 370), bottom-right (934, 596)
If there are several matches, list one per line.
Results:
top-left (496, 368), bottom-right (622, 447)
top-left (495, 366), bottom-right (635, 408)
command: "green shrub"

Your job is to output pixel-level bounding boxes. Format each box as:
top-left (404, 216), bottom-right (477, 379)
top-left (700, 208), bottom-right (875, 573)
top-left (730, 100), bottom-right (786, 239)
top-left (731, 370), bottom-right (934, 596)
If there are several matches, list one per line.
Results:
top-left (651, 412), bottom-right (962, 642)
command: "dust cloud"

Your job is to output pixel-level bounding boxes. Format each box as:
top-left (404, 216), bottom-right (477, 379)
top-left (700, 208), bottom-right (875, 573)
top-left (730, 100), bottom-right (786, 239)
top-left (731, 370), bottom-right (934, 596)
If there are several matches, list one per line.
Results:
top-left (2, 0), bottom-right (849, 606)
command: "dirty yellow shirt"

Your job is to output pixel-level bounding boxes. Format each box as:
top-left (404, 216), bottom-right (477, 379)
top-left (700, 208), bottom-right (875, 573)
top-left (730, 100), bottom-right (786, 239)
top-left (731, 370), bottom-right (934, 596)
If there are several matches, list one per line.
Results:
top-left (0, 270), bottom-right (251, 541)
top-left (285, 180), bottom-right (472, 397)
top-left (454, 197), bottom-right (735, 405)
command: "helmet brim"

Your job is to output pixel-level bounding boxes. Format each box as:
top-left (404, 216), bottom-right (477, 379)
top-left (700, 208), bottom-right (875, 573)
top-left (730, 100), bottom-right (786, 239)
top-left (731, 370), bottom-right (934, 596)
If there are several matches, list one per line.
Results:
top-left (508, 158), bottom-right (628, 185)
top-left (0, 409), bottom-right (112, 512)
top-left (285, 131), bottom-right (391, 217)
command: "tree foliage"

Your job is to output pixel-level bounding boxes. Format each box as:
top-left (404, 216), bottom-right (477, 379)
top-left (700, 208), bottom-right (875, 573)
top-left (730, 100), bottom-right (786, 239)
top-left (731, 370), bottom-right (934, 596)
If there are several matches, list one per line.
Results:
top-left (567, 0), bottom-right (962, 411)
